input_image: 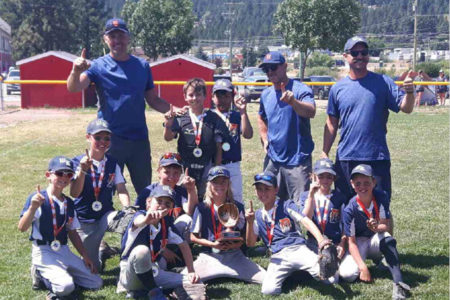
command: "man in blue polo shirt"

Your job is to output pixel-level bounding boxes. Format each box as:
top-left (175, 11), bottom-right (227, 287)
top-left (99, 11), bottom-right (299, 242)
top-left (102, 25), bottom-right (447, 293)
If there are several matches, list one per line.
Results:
top-left (322, 36), bottom-right (415, 202)
top-left (67, 18), bottom-right (171, 194)
top-left (257, 51), bottom-right (316, 201)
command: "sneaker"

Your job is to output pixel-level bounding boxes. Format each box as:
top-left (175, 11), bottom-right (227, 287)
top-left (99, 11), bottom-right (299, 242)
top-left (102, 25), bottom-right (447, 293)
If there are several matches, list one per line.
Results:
top-left (99, 240), bottom-right (120, 271)
top-left (392, 282), bottom-right (411, 300)
top-left (46, 291), bottom-right (60, 300)
top-left (31, 265), bottom-right (44, 290)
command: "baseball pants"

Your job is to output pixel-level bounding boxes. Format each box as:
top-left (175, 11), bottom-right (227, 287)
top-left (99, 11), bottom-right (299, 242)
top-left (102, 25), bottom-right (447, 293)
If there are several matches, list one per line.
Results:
top-left (223, 161), bottom-right (243, 204)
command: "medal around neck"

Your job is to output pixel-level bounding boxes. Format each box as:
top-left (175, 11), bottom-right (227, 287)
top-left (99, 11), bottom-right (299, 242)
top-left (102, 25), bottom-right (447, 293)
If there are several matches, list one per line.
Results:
top-left (92, 201), bottom-right (102, 212)
top-left (222, 142), bottom-right (231, 152)
top-left (193, 147), bottom-right (203, 158)
top-left (51, 240), bottom-right (61, 251)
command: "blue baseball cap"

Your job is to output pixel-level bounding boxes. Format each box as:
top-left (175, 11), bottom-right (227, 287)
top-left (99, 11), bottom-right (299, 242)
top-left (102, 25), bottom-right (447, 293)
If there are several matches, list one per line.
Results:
top-left (159, 152), bottom-right (183, 168)
top-left (313, 158), bottom-right (336, 176)
top-left (104, 18), bottom-right (129, 35)
top-left (48, 156), bottom-right (74, 173)
top-left (351, 164), bottom-right (373, 178)
top-left (253, 171), bottom-right (278, 187)
top-left (344, 36), bottom-right (368, 51)
top-left (150, 185), bottom-right (175, 202)
top-left (86, 119), bottom-right (111, 135)
top-left (258, 51), bottom-right (286, 68)
top-left (207, 166), bottom-right (230, 181)
top-left (213, 79), bottom-right (233, 93)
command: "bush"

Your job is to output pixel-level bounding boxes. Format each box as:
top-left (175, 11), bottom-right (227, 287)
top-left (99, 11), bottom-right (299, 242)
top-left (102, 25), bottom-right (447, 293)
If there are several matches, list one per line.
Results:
top-left (308, 52), bottom-right (334, 68)
top-left (416, 60), bottom-right (449, 77)
top-left (305, 66), bottom-right (339, 78)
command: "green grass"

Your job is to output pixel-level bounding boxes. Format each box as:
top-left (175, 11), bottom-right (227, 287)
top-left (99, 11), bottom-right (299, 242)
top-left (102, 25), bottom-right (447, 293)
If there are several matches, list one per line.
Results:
top-left (0, 104), bottom-right (448, 299)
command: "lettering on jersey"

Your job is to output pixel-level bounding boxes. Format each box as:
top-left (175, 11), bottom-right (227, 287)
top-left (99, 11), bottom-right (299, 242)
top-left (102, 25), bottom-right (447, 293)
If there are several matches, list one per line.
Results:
top-left (183, 128), bottom-right (195, 135)
top-left (279, 218), bottom-right (292, 233)
top-left (329, 208), bottom-right (340, 223)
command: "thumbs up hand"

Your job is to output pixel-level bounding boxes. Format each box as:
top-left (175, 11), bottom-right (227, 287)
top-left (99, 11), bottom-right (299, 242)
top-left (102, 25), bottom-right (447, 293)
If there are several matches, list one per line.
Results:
top-left (72, 48), bottom-right (91, 73)
top-left (403, 70), bottom-right (415, 94)
top-left (279, 81), bottom-right (295, 105)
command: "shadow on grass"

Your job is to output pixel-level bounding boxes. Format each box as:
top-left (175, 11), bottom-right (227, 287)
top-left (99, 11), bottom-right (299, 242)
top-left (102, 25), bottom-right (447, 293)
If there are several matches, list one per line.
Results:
top-left (399, 253), bottom-right (449, 269)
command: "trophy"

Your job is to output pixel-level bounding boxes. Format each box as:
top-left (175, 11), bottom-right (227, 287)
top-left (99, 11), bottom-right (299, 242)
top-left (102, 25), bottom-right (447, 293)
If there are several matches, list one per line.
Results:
top-left (217, 203), bottom-right (243, 243)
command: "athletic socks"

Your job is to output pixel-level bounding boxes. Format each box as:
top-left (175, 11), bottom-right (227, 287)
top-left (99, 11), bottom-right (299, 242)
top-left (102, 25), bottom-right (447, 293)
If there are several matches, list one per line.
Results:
top-left (379, 236), bottom-right (403, 283)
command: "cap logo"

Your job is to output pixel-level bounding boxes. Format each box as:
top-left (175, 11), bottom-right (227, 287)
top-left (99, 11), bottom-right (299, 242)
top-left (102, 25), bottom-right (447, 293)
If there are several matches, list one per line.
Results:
top-left (265, 53), bottom-right (272, 59)
top-left (96, 120), bottom-right (107, 127)
top-left (319, 160), bottom-right (331, 168)
top-left (220, 81), bottom-right (227, 86)
top-left (162, 185), bottom-right (173, 195)
top-left (355, 165), bottom-right (366, 172)
top-left (113, 20), bottom-right (119, 27)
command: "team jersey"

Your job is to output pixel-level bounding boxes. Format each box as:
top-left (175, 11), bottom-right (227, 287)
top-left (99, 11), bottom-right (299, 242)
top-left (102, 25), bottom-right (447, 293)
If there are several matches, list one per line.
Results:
top-left (212, 110), bottom-right (242, 164)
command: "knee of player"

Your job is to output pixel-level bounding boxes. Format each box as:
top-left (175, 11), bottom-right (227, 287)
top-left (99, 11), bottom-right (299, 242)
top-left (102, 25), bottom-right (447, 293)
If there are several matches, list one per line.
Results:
top-left (261, 282), bottom-right (281, 295)
top-left (339, 269), bottom-right (359, 283)
top-left (54, 279), bottom-right (76, 296)
top-left (89, 275), bottom-right (103, 290)
top-left (133, 244), bottom-right (152, 262)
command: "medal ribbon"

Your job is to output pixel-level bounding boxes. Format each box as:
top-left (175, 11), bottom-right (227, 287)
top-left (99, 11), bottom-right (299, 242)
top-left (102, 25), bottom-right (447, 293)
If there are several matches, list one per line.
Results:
top-left (210, 204), bottom-right (223, 240)
top-left (213, 109), bottom-right (231, 129)
top-left (90, 159), bottom-right (105, 201)
top-left (149, 218), bottom-right (167, 262)
top-left (265, 205), bottom-right (277, 246)
top-left (356, 196), bottom-right (380, 221)
top-left (48, 194), bottom-right (68, 240)
top-left (314, 194), bottom-right (330, 233)
top-left (189, 110), bottom-right (205, 147)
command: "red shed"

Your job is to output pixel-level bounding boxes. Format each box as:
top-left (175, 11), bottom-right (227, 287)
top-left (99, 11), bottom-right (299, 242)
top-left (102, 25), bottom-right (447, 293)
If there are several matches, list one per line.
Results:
top-left (150, 54), bottom-right (216, 108)
top-left (16, 51), bottom-right (96, 108)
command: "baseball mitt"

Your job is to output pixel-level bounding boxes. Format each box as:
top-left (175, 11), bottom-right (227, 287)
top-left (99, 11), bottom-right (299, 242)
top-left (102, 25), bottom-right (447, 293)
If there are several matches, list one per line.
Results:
top-left (318, 240), bottom-right (339, 280)
top-left (107, 206), bottom-right (139, 234)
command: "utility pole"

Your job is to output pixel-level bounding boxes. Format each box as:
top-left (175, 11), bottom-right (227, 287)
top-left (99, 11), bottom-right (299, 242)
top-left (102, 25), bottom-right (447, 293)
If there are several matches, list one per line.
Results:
top-left (413, 0), bottom-right (418, 69)
top-left (223, 2), bottom-right (244, 77)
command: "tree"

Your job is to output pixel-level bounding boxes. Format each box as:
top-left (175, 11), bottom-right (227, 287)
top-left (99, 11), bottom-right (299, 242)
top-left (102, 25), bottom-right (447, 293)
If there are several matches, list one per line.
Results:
top-left (242, 46), bottom-right (257, 67)
top-left (194, 46), bottom-right (208, 62)
top-left (308, 52), bottom-right (334, 68)
top-left (121, 0), bottom-right (195, 60)
top-left (274, 0), bottom-right (360, 79)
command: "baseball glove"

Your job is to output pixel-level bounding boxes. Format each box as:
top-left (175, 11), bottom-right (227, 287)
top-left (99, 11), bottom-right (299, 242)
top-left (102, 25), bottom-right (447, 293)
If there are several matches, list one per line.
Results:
top-left (107, 206), bottom-right (139, 234)
top-left (318, 240), bottom-right (339, 280)
top-left (173, 282), bottom-right (207, 300)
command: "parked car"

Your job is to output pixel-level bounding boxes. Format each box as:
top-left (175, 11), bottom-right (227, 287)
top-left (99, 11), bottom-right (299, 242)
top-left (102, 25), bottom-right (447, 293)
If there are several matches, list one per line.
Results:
top-left (6, 68), bottom-right (20, 95)
top-left (309, 75), bottom-right (335, 99)
top-left (238, 67), bottom-right (266, 81)
top-left (242, 75), bottom-right (269, 102)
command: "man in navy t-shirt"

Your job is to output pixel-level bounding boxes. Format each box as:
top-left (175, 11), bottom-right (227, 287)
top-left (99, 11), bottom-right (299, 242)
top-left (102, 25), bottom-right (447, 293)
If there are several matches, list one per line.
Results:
top-left (67, 18), bottom-right (172, 195)
top-left (322, 36), bottom-right (416, 202)
top-left (257, 51), bottom-right (316, 201)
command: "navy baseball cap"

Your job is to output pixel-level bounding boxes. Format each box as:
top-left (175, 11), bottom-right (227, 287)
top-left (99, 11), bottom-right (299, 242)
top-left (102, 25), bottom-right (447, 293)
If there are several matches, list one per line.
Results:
top-left (48, 156), bottom-right (75, 173)
top-left (207, 166), bottom-right (231, 181)
top-left (351, 164), bottom-right (373, 178)
top-left (253, 171), bottom-right (278, 187)
top-left (159, 152), bottom-right (183, 168)
top-left (150, 185), bottom-right (175, 202)
top-left (344, 36), bottom-right (368, 51)
top-left (313, 158), bottom-right (336, 176)
top-left (104, 18), bottom-right (129, 35)
top-left (87, 119), bottom-right (111, 135)
top-left (213, 79), bottom-right (233, 93)
top-left (258, 51), bottom-right (286, 68)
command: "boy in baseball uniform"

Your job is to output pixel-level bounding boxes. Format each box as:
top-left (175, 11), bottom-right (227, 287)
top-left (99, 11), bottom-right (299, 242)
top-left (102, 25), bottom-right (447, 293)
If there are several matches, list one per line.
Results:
top-left (211, 79), bottom-right (253, 204)
top-left (339, 164), bottom-right (410, 299)
top-left (71, 118), bottom-right (130, 272)
top-left (19, 156), bottom-right (102, 300)
top-left (119, 185), bottom-right (201, 299)
top-left (245, 171), bottom-right (335, 295)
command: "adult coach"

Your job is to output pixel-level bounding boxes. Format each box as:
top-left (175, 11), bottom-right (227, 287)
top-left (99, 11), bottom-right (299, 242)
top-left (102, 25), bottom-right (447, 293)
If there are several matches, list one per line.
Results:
top-left (67, 18), bottom-right (170, 194)
top-left (257, 51), bottom-right (316, 201)
top-left (322, 36), bottom-right (415, 202)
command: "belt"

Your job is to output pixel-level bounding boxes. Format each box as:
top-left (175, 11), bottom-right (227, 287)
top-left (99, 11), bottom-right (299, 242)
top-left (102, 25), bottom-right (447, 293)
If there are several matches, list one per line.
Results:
top-left (222, 160), bottom-right (240, 165)
top-left (35, 240), bottom-right (67, 246)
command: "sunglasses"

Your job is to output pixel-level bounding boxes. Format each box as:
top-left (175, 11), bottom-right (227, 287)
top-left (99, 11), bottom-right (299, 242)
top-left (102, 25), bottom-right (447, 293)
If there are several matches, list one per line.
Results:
top-left (262, 64), bottom-right (280, 74)
top-left (93, 136), bottom-right (111, 142)
top-left (214, 90), bottom-right (231, 97)
top-left (161, 152), bottom-right (182, 161)
top-left (254, 174), bottom-right (274, 181)
top-left (347, 49), bottom-right (369, 57)
top-left (52, 171), bottom-right (74, 179)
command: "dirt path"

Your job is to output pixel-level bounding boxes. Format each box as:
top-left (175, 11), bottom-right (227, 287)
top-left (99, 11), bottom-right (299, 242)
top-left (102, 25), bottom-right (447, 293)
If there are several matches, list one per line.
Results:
top-left (0, 107), bottom-right (75, 128)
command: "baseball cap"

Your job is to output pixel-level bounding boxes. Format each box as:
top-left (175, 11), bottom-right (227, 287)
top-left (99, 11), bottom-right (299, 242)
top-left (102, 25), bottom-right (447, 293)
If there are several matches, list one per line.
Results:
top-left (351, 164), bottom-right (373, 178)
top-left (344, 36), bottom-right (368, 51)
top-left (258, 51), bottom-right (286, 68)
top-left (159, 152), bottom-right (183, 168)
top-left (207, 166), bottom-right (231, 181)
top-left (439, 69), bottom-right (444, 73)
top-left (213, 79), bottom-right (233, 93)
top-left (48, 156), bottom-right (75, 173)
top-left (86, 119), bottom-right (111, 135)
top-left (313, 158), bottom-right (336, 176)
top-left (253, 171), bottom-right (277, 187)
top-left (150, 185), bottom-right (175, 202)
top-left (104, 18), bottom-right (129, 35)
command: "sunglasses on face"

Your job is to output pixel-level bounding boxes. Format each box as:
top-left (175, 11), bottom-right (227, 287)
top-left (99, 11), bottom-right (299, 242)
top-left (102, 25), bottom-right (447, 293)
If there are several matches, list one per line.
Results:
top-left (161, 152), bottom-right (182, 161)
top-left (347, 49), bottom-right (369, 57)
top-left (93, 136), bottom-right (111, 142)
top-left (262, 64), bottom-right (280, 74)
top-left (52, 171), bottom-right (74, 179)
top-left (215, 90), bottom-right (231, 97)
top-left (254, 174), bottom-right (274, 181)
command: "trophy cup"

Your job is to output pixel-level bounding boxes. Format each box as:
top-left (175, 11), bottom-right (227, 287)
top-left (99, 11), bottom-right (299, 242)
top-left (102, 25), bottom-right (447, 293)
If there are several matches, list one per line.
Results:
top-left (217, 203), bottom-right (243, 243)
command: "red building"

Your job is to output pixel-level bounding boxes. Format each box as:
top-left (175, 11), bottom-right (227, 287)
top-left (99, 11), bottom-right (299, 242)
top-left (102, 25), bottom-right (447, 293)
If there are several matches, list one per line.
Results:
top-left (16, 51), bottom-right (96, 108)
top-left (150, 54), bottom-right (216, 108)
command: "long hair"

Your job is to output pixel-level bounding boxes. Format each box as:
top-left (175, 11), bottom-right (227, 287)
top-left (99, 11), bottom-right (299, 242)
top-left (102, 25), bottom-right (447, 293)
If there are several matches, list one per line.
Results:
top-left (203, 179), bottom-right (234, 207)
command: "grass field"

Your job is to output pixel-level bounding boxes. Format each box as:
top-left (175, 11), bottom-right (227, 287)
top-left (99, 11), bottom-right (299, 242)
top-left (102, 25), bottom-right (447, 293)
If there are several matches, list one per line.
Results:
top-left (0, 104), bottom-right (448, 299)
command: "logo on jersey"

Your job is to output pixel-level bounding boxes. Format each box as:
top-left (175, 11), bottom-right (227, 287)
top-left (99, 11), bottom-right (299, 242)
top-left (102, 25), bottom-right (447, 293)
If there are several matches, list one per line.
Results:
top-left (329, 208), bottom-right (340, 223)
top-left (183, 128), bottom-right (195, 135)
top-left (107, 173), bottom-right (115, 188)
top-left (171, 207), bottom-right (182, 219)
top-left (229, 123), bottom-right (239, 138)
top-left (279, 218), bottom-right (292, 233)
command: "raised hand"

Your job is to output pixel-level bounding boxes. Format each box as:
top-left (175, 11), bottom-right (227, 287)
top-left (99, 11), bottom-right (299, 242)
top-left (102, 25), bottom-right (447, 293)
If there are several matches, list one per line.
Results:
top-left (279, 81), bottom-right (295, 105)
top-left (182, 167), bottom-right (196, 192)
top-left (72, 48), bottom-right (91, 73)
top-left (145, 209), bottom-right (169, 224)
top-left (308, 175), bottom-right (321, 196)
top-left (164, 104), bottom-right (176, 127)
top-left (31, 185), bottom-right (45, 208)
top-left (80, 149), bottom-right (93, 172)
top-left (233, 88), bottom-right (247, 113)
top-left (402, 70), bottom-right (415, 94)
